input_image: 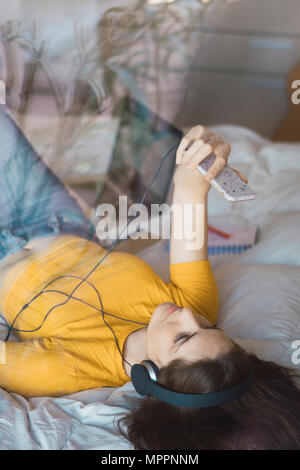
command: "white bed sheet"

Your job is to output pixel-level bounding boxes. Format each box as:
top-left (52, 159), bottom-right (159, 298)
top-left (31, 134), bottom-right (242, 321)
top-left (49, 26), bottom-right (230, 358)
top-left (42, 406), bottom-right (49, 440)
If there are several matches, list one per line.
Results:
top-left (0, 124), bottom-right (300, 449)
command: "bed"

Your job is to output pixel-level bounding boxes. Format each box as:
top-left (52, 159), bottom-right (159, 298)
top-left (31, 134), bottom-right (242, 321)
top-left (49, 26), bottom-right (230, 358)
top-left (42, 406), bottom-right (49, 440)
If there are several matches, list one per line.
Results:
top-left (0, 123), bottom-right (299, 450)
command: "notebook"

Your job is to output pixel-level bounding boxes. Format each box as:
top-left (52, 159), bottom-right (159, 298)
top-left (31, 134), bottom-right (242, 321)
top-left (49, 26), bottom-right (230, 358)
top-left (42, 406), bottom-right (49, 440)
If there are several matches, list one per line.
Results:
top-left (164, 225), bottom-right (258, 255)
top-left (207, 225), bottom-right (258, 255)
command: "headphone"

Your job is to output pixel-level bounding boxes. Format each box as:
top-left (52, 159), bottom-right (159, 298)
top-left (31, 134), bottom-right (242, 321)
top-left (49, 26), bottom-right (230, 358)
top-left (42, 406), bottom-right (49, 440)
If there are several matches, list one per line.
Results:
top-left (1, 141), bottom-right (253, 407)
top-left (131, 359), bottom-right (253, 408)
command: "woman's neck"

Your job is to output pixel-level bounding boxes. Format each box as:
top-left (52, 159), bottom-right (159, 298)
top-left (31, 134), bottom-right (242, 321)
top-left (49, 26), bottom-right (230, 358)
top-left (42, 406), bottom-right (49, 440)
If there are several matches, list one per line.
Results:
top-left (122, 327), bottom-right (148, 378)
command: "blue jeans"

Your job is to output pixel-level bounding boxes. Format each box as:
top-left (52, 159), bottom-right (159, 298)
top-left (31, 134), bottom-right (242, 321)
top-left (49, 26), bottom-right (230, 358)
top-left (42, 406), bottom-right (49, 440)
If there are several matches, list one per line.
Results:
top-left (0, 106), bottom-right (98, 262)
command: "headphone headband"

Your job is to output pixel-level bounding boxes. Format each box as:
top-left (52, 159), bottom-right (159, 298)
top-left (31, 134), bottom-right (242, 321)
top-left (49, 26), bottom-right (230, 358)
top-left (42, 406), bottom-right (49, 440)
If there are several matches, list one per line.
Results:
top-left (131, 360), bottom-right (253, 408)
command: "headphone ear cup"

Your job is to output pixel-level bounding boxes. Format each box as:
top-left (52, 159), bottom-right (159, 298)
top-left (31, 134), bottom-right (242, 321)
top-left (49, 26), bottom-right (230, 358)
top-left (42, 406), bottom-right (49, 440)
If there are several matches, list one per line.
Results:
top-left (131, 363), bottom-right (150, 395)
top-left (142, 360), bottom-right (160, 380)
top-left (131, 360), bottom-right (160, 395)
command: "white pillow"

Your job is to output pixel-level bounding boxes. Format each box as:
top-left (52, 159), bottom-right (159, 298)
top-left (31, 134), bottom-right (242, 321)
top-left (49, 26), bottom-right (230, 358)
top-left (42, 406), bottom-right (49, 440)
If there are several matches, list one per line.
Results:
top-left (200, 125), bottom-right (300, 227)
top-left (231, 211), bottom-right (300, 267)
top-left (258, 143), bottom-right (300, 175)
top-left (214, 263), bottom-right (300, 368)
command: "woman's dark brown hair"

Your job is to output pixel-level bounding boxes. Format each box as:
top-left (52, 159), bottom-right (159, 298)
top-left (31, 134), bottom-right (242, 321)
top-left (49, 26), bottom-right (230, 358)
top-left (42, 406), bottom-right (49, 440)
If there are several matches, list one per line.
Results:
top-left (115, 342), bottom-right (300, 450)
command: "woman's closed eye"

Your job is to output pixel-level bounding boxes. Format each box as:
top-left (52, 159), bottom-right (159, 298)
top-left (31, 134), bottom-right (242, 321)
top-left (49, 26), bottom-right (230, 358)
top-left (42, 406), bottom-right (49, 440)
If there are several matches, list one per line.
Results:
top-left (174, 333), bottom-right (189, 344)
top-left (174, 326), bottom-right (222, 344)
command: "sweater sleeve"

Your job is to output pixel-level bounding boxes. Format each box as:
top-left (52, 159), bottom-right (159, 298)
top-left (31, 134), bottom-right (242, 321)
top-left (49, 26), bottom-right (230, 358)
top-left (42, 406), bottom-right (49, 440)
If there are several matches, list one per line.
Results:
top-left (166, 260), bottom-right (219, 326)
top-left (0, 337), bottom-right (78, 397)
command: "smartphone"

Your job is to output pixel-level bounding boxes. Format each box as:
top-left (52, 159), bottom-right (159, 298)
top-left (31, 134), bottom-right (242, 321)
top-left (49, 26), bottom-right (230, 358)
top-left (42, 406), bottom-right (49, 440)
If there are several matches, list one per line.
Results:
top-left (196, 154), bottom-right (256, 202)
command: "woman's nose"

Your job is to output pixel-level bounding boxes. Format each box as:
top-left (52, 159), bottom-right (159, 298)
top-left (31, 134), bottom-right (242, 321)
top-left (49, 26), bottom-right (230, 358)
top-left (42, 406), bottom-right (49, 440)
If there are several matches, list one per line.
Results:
top-left (181, 307), bottom-right (209, 328)
top-left (181, 307), bottom-right (198, 324)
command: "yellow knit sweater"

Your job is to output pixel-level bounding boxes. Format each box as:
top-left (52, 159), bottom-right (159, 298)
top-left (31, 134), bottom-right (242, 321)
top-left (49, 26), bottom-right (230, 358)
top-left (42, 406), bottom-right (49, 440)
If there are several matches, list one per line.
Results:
top-left (0, 235), bottom-right (219, 397)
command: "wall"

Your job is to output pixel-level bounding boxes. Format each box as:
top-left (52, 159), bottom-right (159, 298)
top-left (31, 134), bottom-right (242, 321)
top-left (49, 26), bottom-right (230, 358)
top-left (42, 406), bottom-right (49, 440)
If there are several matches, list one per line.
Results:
top-left (170, 0), bottom-right (300, 138)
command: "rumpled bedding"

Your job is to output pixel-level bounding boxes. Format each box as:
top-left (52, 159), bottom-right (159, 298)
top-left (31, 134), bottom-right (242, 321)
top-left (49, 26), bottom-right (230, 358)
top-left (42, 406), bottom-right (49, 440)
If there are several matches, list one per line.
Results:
top-left (0, 124), bottom-right (300, 449)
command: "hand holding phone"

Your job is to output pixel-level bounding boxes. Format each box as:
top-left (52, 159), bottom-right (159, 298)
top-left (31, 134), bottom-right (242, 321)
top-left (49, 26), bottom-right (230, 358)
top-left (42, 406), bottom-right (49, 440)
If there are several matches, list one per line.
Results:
top-left (196, 153), bottom-right (256, 202)
top-left (178, 126), bottom-right (256, 203)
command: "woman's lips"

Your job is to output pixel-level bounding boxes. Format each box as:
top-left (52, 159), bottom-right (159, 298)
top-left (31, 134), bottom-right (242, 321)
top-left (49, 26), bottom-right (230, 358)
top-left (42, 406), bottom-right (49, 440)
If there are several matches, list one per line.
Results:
top-left (166, 304), bottom-right (179, 316)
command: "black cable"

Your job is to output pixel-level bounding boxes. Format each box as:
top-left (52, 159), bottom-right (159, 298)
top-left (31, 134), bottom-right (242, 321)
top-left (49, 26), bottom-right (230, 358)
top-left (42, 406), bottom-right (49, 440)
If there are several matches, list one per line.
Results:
top-left (3, 142), bottom-right (178, 369)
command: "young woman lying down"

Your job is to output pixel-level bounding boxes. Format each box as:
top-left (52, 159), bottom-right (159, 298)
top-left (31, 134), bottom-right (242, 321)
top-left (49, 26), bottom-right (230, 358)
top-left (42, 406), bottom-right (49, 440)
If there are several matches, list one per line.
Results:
top-left (0, 107), bottom-right (299, 450)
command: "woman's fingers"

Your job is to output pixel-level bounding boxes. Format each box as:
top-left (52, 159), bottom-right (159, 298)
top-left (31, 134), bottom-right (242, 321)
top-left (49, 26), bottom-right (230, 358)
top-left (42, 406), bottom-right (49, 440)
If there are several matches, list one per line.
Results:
top-left (177, 126), bottom-right (229, 171)
top-left (176, 125), bottom-right (207, 164)
top-left (177, 126), bottom-right (249, 183)
top-left (182, 139), bottom-right (212, 166)
top-left (176, 136), bottom-right (190, 164)
top-left (204, 141), bottom-right (230, 181)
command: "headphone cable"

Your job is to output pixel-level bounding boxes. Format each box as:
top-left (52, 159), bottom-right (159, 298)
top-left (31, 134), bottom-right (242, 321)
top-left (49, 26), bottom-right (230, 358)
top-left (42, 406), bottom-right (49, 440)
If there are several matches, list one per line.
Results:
top-left (3, 142), bottom-right (178, 371)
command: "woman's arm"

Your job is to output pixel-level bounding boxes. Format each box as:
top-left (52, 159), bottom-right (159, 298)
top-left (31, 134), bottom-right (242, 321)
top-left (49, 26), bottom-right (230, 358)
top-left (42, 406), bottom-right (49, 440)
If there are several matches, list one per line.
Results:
top-left (170, 167), bottom-right (209, 264)
top-left (170, 125), bottom-right (231, 265)
top-left (167, 170), bottom-right (219, 323)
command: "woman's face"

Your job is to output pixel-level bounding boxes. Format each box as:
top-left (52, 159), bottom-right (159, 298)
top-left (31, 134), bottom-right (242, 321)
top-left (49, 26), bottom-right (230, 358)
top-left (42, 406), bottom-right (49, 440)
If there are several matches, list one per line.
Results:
top-left (146, 302), bottom-right (233, 368)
